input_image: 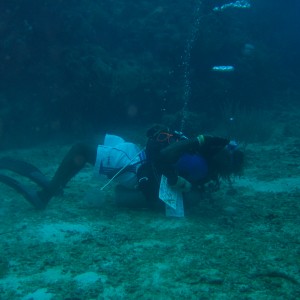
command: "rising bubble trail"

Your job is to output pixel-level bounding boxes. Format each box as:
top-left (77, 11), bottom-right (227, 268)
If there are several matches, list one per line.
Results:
top-left (180, 1), bottom-right (202, 132)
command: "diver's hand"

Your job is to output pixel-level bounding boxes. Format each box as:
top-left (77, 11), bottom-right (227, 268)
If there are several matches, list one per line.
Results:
top-left (172, 176), bottom-right (192, 193)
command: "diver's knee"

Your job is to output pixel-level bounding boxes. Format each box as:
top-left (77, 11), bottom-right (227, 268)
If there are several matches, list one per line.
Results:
top-left (70, 142), bottom-right (94, 166)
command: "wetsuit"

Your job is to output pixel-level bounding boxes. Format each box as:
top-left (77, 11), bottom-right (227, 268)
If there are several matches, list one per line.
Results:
top-left (137, 130), bottom-right (229, 205)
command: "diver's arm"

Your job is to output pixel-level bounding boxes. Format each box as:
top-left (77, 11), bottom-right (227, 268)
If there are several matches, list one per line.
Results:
top-left (157, 138), bottom-right (199, 186)
top-left (159, 138), bottom-right (199, 163)
top-left (159, 135), bottom-right (230, 164)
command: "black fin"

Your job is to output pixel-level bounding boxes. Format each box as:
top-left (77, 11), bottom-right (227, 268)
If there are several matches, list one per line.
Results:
top-left (0, 174), bottom-right (47, 209)
top-left (0, 157), bottom-right (50, 189)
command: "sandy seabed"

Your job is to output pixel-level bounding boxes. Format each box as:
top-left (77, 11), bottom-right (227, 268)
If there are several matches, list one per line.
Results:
top-left (0, 137), bottom-right (300, 300)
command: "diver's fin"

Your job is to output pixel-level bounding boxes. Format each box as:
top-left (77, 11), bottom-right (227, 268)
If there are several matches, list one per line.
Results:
top-left (0, 174), bottom-right (47, 209)
top-left (0, 157), bottom-right (50, 189)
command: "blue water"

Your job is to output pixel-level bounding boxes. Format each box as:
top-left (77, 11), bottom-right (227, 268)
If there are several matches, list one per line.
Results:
top-left (0, 0), bottom-right (299, 147)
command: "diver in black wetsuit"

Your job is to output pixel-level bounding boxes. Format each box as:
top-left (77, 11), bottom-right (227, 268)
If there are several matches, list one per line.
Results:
top-left (137, 124), bottom-right (244, 206)
top-left (0, 125), bottom-right (244, 210)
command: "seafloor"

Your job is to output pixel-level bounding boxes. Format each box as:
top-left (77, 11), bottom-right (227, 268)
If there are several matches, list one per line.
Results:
top-left (0, 129), bottom-right (300, 300)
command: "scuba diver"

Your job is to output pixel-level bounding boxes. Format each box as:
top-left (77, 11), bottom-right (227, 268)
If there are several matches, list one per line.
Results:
top-left (137, 125), bottom-right (244, 212)
top-left (0, 124), bottom-right (244, 211)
